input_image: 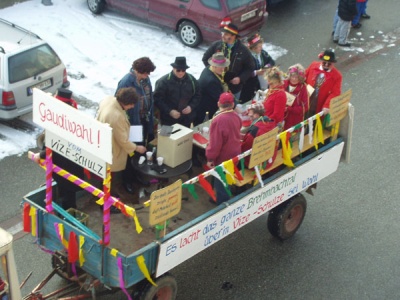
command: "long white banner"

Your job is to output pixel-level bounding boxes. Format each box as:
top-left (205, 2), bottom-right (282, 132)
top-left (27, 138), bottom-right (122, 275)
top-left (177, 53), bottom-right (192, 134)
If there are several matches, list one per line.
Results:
top-left (156, 142), bottom-right (344, 276)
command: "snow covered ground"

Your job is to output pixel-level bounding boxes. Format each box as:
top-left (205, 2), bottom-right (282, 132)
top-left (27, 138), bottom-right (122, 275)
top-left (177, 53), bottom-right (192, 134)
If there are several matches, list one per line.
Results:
top-left (0, 0), bottom-right (287, 160)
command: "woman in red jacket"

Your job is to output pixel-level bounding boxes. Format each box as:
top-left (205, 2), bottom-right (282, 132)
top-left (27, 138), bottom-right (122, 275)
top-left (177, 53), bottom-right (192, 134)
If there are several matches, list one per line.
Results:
top-left (283, 64), bottom-right (309, 130)
top-left (262, 67), bottom-right (286, 132)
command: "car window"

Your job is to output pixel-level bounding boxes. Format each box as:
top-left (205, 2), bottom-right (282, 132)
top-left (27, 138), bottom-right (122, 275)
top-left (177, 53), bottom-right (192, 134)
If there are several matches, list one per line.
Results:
top-left (8, 44), bottom-right (62, 84)
top-left (226, 0), bottom-right (257, 11)
top-left (200, 0), bottom-right (222, 11)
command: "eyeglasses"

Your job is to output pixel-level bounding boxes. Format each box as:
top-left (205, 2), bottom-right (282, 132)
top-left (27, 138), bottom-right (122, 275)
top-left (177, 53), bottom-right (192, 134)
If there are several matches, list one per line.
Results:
top-left (322, 62), bottom-right (332, 67)
top-left (176, 69), bottom-right (186, 73)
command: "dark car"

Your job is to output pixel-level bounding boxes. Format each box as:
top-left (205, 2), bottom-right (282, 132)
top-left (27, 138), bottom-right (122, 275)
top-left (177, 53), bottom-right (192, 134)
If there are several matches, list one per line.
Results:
top-left (87, 0), bottom-right (267, 47)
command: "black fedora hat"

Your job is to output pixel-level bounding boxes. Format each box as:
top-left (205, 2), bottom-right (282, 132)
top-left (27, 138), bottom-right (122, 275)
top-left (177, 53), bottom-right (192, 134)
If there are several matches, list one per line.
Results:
top-left (319, 49), bottom-right (337, 63)
top-left (170, 57), bottom-right (190, 70)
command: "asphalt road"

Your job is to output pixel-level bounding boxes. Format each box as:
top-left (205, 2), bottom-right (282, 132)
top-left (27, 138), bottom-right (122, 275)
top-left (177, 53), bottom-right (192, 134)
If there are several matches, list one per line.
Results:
top-left (1, 0), bottom-right (400, 299)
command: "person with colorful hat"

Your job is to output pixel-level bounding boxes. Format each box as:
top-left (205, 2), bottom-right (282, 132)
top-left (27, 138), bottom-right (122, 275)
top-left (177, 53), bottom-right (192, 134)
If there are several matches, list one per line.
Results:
top-left (305, 50), bottom-right (342, 118)
top-left (283, 63), bottom-right (309, 130)
top-left (241, 33), bottom-right (275, 103)
top-left (202, 23), bottom-right (254, 100)
top-left (241, 102), bottom-right (274, 166)
top-left (194, 53), bottom-right (230, 125)
top-left (154, 56), bottom-right (200, 128)
top-left (206, 92), bottom-right (241, 205)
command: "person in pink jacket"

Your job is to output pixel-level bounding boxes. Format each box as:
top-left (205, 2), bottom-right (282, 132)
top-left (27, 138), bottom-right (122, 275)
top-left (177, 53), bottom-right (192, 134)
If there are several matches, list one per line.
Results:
top-left (283, 64), bottom-right (309, 130)
top-left (206, 92), bottom-right (241, 204)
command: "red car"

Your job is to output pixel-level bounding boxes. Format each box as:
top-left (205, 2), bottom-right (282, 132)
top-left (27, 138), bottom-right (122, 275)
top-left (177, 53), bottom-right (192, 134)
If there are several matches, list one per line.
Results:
top-left (87, 0), bottom-right (267, 47)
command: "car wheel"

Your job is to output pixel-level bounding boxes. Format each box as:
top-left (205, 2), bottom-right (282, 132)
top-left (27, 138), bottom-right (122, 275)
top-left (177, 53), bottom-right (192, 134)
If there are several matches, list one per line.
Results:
top-left (178, 21), bottom-right (202, 48)
top-left (87, 0), bottom-right (106, 14)
top-left (267, 194), bottom-right (307, 241)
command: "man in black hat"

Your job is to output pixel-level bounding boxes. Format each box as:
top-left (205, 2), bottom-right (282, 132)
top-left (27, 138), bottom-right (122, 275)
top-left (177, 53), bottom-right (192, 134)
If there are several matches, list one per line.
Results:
top-left (154, 57), bottom-right (200, 127)
top-left (305, 49), bottom-right (343, 117)
top-left (202, 23), bottom-right (255, 102)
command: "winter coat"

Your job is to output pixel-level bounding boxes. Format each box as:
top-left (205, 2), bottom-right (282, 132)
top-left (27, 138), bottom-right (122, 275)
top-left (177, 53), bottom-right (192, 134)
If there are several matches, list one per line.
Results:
top-left (202, 39), bottom-right (255, 94)
top-left (338, 0), bottom-right (357, 21)
top-left (283, 80), bottom-right (309, 130)
top-left (241, 49), bottom-right (275, 102)
top-left (263, 87), bottom-right (286, 128)
top-left (154, 71), bottom-right (200, 127)
top-left (195, 67), bottom-right (226, 125)
top-left (305, 61), bottom-right (342, 113)
top-left (115, 70), bottom-right (154, 137)
top-left (96, 96), bottom-right (137, 172)
top-left (206, 110), bottom-right (241, 165)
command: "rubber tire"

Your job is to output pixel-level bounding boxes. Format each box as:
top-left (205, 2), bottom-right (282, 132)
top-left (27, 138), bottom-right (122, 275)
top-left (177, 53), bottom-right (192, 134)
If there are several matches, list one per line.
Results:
top-left (178, 21), bottom-right (202, 48)
top-left (136, 273), bottom-right (177, 300)
top-left (267, 194), bottom-right (307, 241)
top-left (87, 0), bottom-right (106, 14)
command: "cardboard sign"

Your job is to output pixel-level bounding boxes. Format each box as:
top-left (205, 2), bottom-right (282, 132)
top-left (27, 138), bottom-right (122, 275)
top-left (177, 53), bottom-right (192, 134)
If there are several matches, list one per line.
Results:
top-left (32, 88), bottom-right (112, 164)
top-left (248, 127), bottom-right (279, 168)
top-left (149, 180), bottom-right (182, 226)
top-left (328, 89), bottom-right (352, 126)
top-left (46, 131), bottom-right (107, 178)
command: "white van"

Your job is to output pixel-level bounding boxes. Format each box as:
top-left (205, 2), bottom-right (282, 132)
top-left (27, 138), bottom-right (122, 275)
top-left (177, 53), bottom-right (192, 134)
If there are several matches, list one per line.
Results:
top-left (0, 18), bottom-right (70, 120)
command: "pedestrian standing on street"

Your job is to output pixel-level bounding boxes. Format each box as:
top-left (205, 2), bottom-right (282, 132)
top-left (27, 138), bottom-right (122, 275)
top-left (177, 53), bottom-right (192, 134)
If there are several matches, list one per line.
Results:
top-left (333, 0), bottom-right (357, 47)
top-left (241, 33), bottom-right (275, 103)
top-left (202, 24), bottom-right (254, 101)
top-left (352, 0), bottom-right (369, 29)
top-left (154, 57), bottom-right (200, 128)
top-left (206, 92), bottom-right (241, 205)
top-left (96, 87), bottom-right (147, 212)
top-left (305, 50), bottom-right (342, 118)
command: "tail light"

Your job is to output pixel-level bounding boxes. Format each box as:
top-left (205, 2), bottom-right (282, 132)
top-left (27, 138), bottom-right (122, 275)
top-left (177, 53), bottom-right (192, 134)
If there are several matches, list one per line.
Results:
top-left (2, 91), bottom-right (16, 106)
top-left (63, 68), bottom-right (68, 84)
top-left (220, 17), bottom-right (232, 28)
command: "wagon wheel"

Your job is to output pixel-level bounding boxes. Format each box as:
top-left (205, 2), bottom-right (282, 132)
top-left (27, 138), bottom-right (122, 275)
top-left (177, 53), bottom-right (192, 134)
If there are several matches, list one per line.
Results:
top-left (51, 252), bottom-right (84, 281)
top-left (134, 272), bottom-right (177, 300)
top-left (267, 194), bottom-right (307, 241)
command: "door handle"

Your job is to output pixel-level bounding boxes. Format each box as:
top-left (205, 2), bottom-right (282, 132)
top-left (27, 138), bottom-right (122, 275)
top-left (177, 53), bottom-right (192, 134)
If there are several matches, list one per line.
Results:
top-left (179, 4), bottom-right (186, 9)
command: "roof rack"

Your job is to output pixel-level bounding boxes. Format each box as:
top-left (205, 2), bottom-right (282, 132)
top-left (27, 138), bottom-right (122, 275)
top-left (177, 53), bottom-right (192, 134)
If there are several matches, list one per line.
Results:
top-left (0, 17), bottom-right (41, 40)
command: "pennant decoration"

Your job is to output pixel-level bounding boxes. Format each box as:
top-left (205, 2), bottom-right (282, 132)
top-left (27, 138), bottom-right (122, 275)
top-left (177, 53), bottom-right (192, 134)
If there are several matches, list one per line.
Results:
top-left (279, 131), bottom-right (294, 167)
top-left (214, 166), bottom-right (232, 196)
top-left (222, 160), bottom-right (235, 185)
top-left (182, 183), bottom-right (199, 200)
top-left (79, 236), bottom-right (85, 267)
top-left (331, 121), bottom-right (340, 137)
top-left (323, 113), bottom-right (331, 129)
top-left (254, 166), bottom-right (264, 187)
top-left (313, 114), bottom-right (324, 150)
top-left (231, 157), bottom-right (244, 181)
top-left (45, 148), bottom-right (54, 213)
top-left (136, 255), bottom-right (157, 287)
top-left (198, 174), bottom-right (216, 202)
top-left (117, 257), bottom-right (132, 300)
top-left (68, 231), bottom-right (79, 263)
top-left (308, 117), bottom-right (314, 144)
top-left (299, 125), bottom-right (305, 152)
top-left (30, 207), bottom-right (37, 237)
top-left (23, 203), bottom-right (31, 233)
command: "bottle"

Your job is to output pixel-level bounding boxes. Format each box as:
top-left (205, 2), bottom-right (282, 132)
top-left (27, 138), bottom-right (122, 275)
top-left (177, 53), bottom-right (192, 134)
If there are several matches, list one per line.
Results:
top-left (203, 111), bottom-right (209, 124)
top-left (152, 146), bottom-right (157, 161)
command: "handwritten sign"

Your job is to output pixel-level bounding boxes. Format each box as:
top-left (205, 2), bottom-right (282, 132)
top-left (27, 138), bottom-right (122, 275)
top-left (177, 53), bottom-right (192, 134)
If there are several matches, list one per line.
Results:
top-left (32, 89), bottom-right (112, 163)
top-left (328, 89), bottom-right (352, 126)
top-left (149, 180), bottom-right (182, 226)
top-left (156, 142), bottom-right (344, 277)
top-left (248, 127), bottom-right (278, 168)
top-left (45, 131), bottom-right (107, 178)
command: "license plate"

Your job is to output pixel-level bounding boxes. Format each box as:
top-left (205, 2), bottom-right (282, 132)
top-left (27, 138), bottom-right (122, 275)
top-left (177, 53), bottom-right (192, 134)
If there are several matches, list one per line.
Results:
top-left (27, 78), bottom-right (53, 96)
top-left (241, 9), bottom-right (257, 22)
